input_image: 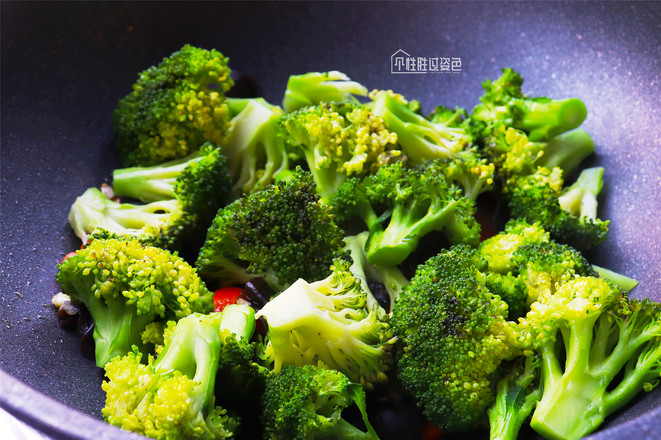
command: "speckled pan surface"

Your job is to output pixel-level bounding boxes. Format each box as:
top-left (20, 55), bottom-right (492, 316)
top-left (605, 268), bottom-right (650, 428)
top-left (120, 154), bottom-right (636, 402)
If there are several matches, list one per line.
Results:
top-left (1, 1), bottom-right (660, 439)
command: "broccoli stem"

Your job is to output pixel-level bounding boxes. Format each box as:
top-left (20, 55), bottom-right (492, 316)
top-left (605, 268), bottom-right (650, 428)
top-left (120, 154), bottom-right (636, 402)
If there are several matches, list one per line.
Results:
top-left (558, 167), bottom-right (604, 220)
top-left (218, 304), bottom-right (256, 341)
top-left (488, 383), bottom-right (539, 440)
top-left (322, 417), bottom-right (380, 440)
top-left (535, 129), bottom-right (594, 177)
top-left (372, 92), bottom-right (466, 164)
top-left (592, 265), bottom-right (638, 292)
top-left (531, 316), bottom-right (604, 440)
top-left (153, 313), bottom-right (223, 414)
top-left (112, 154), bottom-right (199, 202)
top-left (372, 263), bottom-right (409, 312)
top-left (366, 198), bottom-right (460, 266)
top-left (515, 97), bottom-right (587, 141)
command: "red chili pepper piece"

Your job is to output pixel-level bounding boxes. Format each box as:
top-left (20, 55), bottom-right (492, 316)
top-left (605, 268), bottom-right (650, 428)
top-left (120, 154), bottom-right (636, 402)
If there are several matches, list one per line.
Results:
top-left (213, 287), bottom-right (243, 312)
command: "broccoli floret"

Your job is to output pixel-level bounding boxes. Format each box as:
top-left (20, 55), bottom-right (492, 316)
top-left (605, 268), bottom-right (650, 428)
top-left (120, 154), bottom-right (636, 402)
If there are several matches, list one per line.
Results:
top-left (496, 236), bottom-right (661, 440)
top-left (283, 71), bottom-right (368, 113)
top-left (508, 175), bottom-right (609, 250)
top-left (280, 101), bottom-right (402, 200)
top-left (256, 259), bottom-right (395, 388)
top-left (56, 237), bottom-right (213, 367)
top-left (484, 125), bottom-right (595, 187)
top-left (441, 147), bottom-right (495, 201)
top-left (338, 160), bottom-right (480, 266)
top-left (113, 45), bottom-right (234, 167)
top-left (370, 90), bottom-right (474, 164)
top-left (477, 219), bottom-right (551, 320)
top-left (488, 355), bottom-right (542, 440)
top-left (221, 98), bottom-right (290, 196)
top-left (261, 363), bottom-right (380, 440)
top-left (471, 68), bottom-right (587, 141)
top-left (518, 281), bottom-right (661, 440)
top-left (390, 245), bottom-right (520, 432)
top-left (196, 169), bottom-right (346, 290)
top-left (102, 305), bottom-right (257, 440)
top-left (478, 219), bottom-right (551, 274)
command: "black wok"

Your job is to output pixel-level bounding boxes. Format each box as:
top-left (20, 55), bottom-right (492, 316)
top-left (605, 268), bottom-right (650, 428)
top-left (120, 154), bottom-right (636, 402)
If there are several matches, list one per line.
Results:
top-left (1, 1), bottom-right (660, 439)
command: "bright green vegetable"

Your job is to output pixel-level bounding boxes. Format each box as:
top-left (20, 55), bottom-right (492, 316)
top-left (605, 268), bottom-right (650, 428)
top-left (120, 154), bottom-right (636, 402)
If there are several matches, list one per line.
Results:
top-left (280, 101), bottom-right (402, 200)
top-left (471, 68), bottom-right (587, 141)
top-left (102, 305), bottom-right (258, 440)
top-left (256, 259), bottom-right (395, 388)
top-left (283, 70), bottom-right (368, 113)
top-left (56, 237), bottom-right (213, 367)
top-left (113, 44), bottom-right (234, 167)
top-left (196, 169), bottom-right (345, 290)
top-left (261, 363), bottom-right (380, 440)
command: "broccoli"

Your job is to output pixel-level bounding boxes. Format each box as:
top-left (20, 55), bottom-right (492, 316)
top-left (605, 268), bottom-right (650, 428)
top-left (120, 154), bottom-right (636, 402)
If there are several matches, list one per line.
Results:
top-left (484, 124), bottom-right (595, 187)
top-left (113, 44), bottom-right (234, 167)
top-left (333, 160), bottom-right (481, 266)
top-left (521, 283), bottom-right (661, 440)
top-left (471, 68), bottom-right (587, 141)
top-left (111, 142), bottom-right (231, 243)
top-left (102, 305), bottom-right (258, 440)
top-left (508, 172), bottom-right (609, 250)
top-left (279, 101), bottom-right (402, 200)
top-left (195, 169), bottom-right (346, 290)
top-left (477, 219), bottom-right (552, 319)
top-left (490, 234), bottom-right (661, 440)
top-left (440, 146), bottom-right (495, 201)
top-left (488, 355), bottom-right (542, 440)
top-left (221, 97), bottom-right (290, 196)
top-left (370, 90), bottom-right (474, 164)
top-left (70, 144), bottom-right (231, 252)
top-left (343, 232), bottom-right (409, 313)
top-left (261, 363), bottom-right (380, 440)
top-left (390, 245), bottom-right (520, 432)
top-left (282, 70), bottom-right (368, 113)
top-left (485, 125), bottom-right (609, 250)
top-left (256, 259), bottom-right (395, 388)
top-left (56, 237), bottom-right (213, 367)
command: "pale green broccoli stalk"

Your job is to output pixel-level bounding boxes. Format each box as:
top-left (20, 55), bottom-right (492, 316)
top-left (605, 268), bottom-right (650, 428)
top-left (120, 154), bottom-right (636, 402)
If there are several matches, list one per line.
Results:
top-left (283, 70), bottom-right (368, 113)
top-left (523, 284), bottom-right (661, 440)
top-left (113, 44), bottom-right (234, 166)
top-left (70, 144), bottom-right (231, 252)
top-left (558, 166), bottom-right (605, 221)
top-left (56, 237), bottom-right (213, 367)
top-left (102, 306), bottom-right (257, 440)
top-left (507, 241), bottom-right (660, 440)
top-left (592, 265), bottom-right (639, 292)
top-left (370, 90), bottom-right (474, 164)
top-left (343, 232), bottom-right (409, 313)
top-left (221, 97), bottom-right (290, 196)
top-left (261, 363), bottom-right (380, 440)
top-left (280, 101), bottom-right (402, 201)
top-left (68, 187), bottom-right (184, 248)
top-left (488, 355), bottom-right (542, 440)
top-left (256, 259), bottom-right (395, 388)
top-left (471, 68), bottom-right (587, 141)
